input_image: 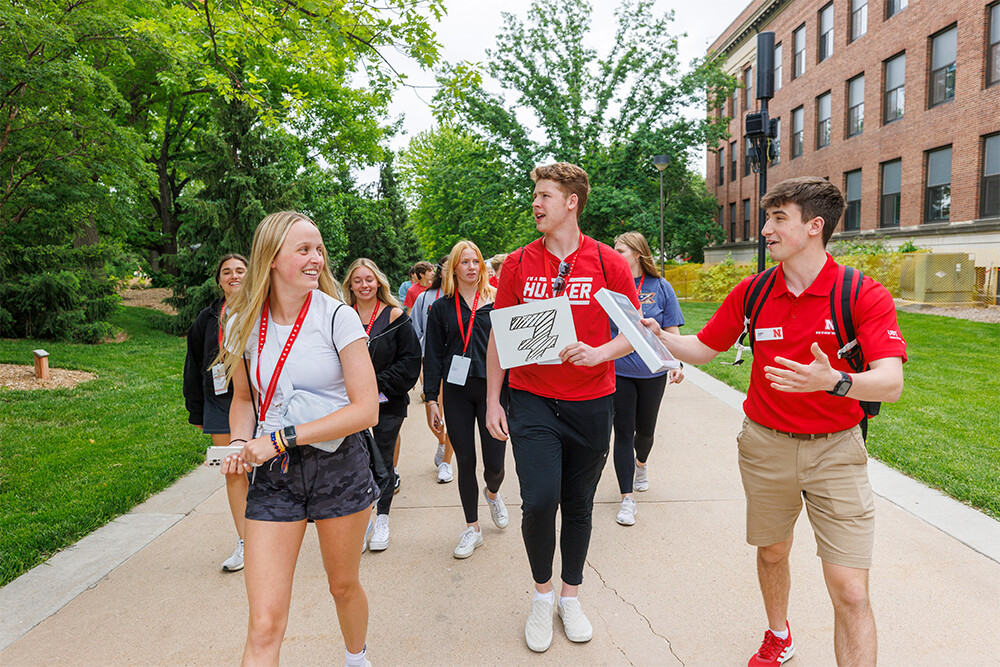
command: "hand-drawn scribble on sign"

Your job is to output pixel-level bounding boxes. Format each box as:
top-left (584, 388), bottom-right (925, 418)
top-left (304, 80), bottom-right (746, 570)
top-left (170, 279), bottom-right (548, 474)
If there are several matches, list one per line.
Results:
top-left (490, 295), bottom-right (578, 369)
top-left (511, 308), bottom-right (558, 361)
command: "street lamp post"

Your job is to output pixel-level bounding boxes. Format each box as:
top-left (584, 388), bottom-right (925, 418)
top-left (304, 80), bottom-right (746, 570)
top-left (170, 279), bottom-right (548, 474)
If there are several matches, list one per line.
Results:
top-left (653, 154), bottom-right (671, 276)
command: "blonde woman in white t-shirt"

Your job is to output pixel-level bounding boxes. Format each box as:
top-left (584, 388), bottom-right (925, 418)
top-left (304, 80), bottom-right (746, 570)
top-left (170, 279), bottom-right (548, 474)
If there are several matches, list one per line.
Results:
top-left (217, 211), bottom-right (379, 667)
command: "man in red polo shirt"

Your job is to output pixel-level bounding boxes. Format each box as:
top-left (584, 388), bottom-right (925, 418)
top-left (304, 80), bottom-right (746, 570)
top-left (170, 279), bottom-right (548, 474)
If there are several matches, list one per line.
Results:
top-left (644, 177), bottom-right (905, 666)
top-left (486, 162), bottom-right (638, 654)
top-left (404, 261), bottom-right (434, 311)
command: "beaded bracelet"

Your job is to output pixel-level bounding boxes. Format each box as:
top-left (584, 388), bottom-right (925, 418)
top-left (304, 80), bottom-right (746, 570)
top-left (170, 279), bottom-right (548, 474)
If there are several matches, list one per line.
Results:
top-left (270, 432), bottom-right (289, 473)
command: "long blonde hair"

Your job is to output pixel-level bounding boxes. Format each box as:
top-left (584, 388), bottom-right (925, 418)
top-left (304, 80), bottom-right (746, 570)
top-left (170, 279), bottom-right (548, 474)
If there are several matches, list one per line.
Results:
top-left (342, 258), bottom-right (401, 309)
top-left (442, 240), bottom-right (495, 302)
top-left (614, 231), bottom-right (661, 279)
top-left (216, 211), bottom-right (342, 382)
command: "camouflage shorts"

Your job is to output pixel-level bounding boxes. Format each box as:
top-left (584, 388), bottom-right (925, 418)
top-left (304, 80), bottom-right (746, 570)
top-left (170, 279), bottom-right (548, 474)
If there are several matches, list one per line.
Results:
top-left (246, 431), bottom-right (378, 522)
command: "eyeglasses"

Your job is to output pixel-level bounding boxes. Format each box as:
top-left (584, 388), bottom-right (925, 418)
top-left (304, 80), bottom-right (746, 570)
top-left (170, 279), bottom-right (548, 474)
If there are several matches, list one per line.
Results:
top-left (553, 261), bottom-right (572, 295)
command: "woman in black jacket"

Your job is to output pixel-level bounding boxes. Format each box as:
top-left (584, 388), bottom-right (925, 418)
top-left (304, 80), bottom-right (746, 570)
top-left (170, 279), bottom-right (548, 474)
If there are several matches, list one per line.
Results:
top-left (343, 258), bottom-right (421, 553)
top-left (183, 253), bottom-right (249, 571)
top-left (424, 240), bottom-right (508, 559)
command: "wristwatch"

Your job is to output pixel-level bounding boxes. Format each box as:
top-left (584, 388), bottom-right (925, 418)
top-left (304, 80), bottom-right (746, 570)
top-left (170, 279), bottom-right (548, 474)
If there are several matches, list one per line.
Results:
top-left (282, 425), bottom-right (298, 448)
top-left (827, 371), bottom-right (852, 397)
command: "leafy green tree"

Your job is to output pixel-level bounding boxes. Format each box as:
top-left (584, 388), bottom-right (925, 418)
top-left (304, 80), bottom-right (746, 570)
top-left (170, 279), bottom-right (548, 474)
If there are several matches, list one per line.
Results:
top-left (434, 0), bottom-right (735, 256)
top-left (399, 125), bottom-right (530, 260)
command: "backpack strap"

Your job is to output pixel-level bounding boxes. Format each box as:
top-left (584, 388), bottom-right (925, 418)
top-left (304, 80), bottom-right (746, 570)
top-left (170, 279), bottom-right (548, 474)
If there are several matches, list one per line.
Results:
top-left (596, 238), bottom-right (608, 284)
top-left (732, 266), bottom-right (779, 366)
top-left (329, 302), bottom-right (343, 353)
top-left (829, 265), bottom-right (881, 426)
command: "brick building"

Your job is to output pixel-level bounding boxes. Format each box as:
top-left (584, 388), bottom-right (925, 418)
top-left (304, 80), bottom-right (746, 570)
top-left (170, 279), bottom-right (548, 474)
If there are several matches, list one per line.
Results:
top-left (705, 0), bottom-right (1000, 268)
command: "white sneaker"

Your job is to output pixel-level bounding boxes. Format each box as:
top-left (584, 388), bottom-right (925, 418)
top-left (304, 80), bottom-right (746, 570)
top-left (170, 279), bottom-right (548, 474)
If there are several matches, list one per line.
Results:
top-left (221, 538), bottom-right (244, 571)
top-left (634, 461), bottom-right (649, 492)
top-left (483, 488), bottom-right (508, 529)
top-left (369, 514), bottom-right (389, 551)
top-left (452, 526), bottom-right (483, 559)
top-left (437, 461), bottom-right (453, 483)
top-left (434, 443), bottom-right (446, 467)
top-left (616, 497), bottom-right (637, 526)
top-left (393, 467), bottom-right (400, 494)
top-left (557, 598), bottom-right (593, 642)
top-left (524, 597), bottom-right (554, 652)
top-left (361, 519), bottom-right (374, 553)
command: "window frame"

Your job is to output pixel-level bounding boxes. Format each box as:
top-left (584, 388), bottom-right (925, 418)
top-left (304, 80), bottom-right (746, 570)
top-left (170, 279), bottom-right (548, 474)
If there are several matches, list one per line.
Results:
top-left (816, 92), bottom-right (832, 149)
top-left (730, 140), bottom-right (738, 182)
top-left (847, 74), bottom-right (865, 137)
top-left (744, 137), bottom-right (753, 177)
top-left (818, 4), bottom-right (834, 63)
top-left (743, 199), bottom-right (751, 240)
top-left (771, 117), bottom-right (782, 165)
top-left (774, 42), bottom-right (783, 91)
top-left (929, 26), bottom-right (957, 108)
top-left (981, 133), bottom-right (1000, 218)
top-left (851, 0), bottom-right (868, 43)
top-left (744, 66), bottom-right (754, 111)
top-left (880, 159), bottom-right (902, 227)
top-left (729, 202), bottom-right (737, 242)
top-left (883, 52), bottom-right (905, 124)
top-left (792, 106), bottom-right (804, 158)
top-left (793, 25), bottom-right (806, 78)
top-left (924, 146), bottom-right (952, 223)
top-left (844, 169), bottom-right (863, 231)
top-left (718, 146), bottom-right (726, 186)
top-left (988, 2), bottom-right (1000, 88)
top-left (885, 0), bottom-right (908, 20)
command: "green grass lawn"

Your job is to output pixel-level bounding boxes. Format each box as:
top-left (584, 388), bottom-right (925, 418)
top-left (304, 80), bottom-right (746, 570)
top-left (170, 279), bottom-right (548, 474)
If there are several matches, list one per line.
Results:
top-left (679, 302), bottom-right (1000, 521)
top-left (0, 307), bottom-right (205, 586)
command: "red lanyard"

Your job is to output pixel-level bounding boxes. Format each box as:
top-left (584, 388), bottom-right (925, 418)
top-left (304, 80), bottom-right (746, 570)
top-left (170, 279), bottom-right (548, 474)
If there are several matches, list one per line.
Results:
top-left (217, 300), bottom-right (227, 348)
top-left (256, 292), bottom-right (312, 423)
top-left (355, 302), bottom-right (381, 335)
top-left (543, 232), bottom-right (584, 298)
top-left (426, 288), bottom-right (441, 314)
top-left (455, 291), bottom-right (480, 355)
top-left (637, 274), bottom-right (645, 294)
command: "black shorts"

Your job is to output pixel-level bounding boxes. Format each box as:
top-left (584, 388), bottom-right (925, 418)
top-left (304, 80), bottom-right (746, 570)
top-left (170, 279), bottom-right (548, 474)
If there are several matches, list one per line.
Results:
top-left (201, 394), bottom-right (232, 434)
top-left (245, 431), bottom-right (378, 522)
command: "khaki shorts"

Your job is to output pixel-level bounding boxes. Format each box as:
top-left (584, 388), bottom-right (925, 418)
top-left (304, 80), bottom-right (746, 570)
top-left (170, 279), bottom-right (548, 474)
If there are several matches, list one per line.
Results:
top-left (737, 418), bottom-right (875, 569)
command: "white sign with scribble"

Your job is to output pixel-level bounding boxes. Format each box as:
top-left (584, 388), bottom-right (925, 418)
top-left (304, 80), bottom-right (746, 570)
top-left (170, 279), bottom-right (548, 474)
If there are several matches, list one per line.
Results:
top-left (490, 295), bottom-right (578, 369)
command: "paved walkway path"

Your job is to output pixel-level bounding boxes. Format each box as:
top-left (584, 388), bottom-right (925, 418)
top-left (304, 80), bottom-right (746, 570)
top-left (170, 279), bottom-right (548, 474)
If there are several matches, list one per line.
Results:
top-left (3, 368), bottom-right (999, 665)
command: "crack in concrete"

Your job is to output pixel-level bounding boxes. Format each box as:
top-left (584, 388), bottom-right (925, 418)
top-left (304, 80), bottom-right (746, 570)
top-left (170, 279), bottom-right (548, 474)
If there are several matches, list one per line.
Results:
top-left (594, 609), bottom-right (632, 665)
top-left (587, 559), bottom-right (685, 666)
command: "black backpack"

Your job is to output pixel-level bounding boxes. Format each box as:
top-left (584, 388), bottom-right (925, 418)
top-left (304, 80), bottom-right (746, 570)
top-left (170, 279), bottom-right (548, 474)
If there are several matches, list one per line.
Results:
top-left (734, 264), bottom-right (880, 438)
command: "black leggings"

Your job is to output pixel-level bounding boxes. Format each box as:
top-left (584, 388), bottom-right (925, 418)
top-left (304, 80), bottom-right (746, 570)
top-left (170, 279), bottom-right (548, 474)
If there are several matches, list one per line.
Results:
top-left (442, 377), bottom-right (506, 524)
top-left (612, 374), bottom-right (668, 494)
top-left (372, 411), bottom-right (405, 515)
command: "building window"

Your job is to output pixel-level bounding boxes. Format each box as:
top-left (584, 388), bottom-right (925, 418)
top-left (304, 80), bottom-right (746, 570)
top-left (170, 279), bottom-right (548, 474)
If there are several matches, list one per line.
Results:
top-left (718, 205), bottom-right (724, 226)
top-left (792, 106), bottom-right (804, 158)
top-left (925, 146), bottom-right (952, 222)
top-left (848, 74), bottom-right (865, 137)
top-left (729, 203), bottom-right (737, 242)
top-left (730, 140), bottom-right (737, 181)
top-left (744, 137), bottom-right (752, 177)
top-left (886, 0), bottom-right (907, 20)
top-left (718, 146), bottom-right (725, 185)
top-left (817, 92), bottom-right (831, 149)
top-left (771, 118), bottom-right (781, 165)
top-left (774, 43), bottom-right (783, 91)
top-left (989, 3), bottom-right (1000, 87)
top-left (851, 0), bottom-right (868, 42)
top-left (793, 25), bottom-right (806, 78)
top-left (845, 170), bottom-right (862, 230)
top-left (743, 199), bottom-right (751, 240)
top-left (744, 66), bottom-right (754, 111)
top-left (731, 84), bottom-right (739, 117)
top-left (881, 160), bottom-right (901, 227)
top-left (819, 4), bottom-right (834, 62)
top-left (930, 27), bottom-right (957, 107)
top-left (982, 133), bottom-right (1000, 217)
top-left (884, 53), bottom-right (905, 124)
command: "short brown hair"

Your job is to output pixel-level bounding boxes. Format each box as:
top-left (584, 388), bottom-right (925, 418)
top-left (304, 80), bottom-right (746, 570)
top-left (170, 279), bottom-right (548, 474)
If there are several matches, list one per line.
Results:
top-left (760, 177), bottom-right (846, 245)
top-left (412, 260), bottom-right (434, 278)
top-left (530, 162), bottom-right (591, 219)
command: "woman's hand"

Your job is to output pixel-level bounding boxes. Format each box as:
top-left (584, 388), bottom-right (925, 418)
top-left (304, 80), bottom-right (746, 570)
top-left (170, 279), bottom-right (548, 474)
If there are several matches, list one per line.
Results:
top-left (219, 452), bottom-right (250, 475)
top-left (240, 435), bottom-right (277, 467)
top-left (426, 402), bottom-right (444, 434)
top-left (668, 367), bottom-right (685, 384)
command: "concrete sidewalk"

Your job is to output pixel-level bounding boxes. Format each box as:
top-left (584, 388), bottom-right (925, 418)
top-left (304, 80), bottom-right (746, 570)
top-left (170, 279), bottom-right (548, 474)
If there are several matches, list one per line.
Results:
top-left (3, 369), bottom-right (999, 665)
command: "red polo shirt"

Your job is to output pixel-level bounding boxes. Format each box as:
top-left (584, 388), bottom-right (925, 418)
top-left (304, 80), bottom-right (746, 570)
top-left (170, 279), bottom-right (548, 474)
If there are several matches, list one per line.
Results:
top-left (494, 235), bottom-right (639, 400)
top-left (698, 254), bottom-right (907, 433)
top-left (404, 282), bottom-right (427, 309)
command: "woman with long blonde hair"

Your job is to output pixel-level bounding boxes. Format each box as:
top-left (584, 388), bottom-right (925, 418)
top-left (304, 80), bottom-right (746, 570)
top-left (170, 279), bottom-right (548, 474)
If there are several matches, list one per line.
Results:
top-left (610, 231), bottom-right (684, 527)
top-left (342, 258), bottom-right (421, 553)
top-left (217, 211), bottom-right (379, 667)
top-left (423, 240), bottom-right (508, 558)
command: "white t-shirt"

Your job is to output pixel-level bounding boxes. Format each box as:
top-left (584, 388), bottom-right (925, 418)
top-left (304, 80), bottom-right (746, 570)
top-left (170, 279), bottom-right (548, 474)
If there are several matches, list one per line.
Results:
top-left (230, 290), bottom-right (367, 438)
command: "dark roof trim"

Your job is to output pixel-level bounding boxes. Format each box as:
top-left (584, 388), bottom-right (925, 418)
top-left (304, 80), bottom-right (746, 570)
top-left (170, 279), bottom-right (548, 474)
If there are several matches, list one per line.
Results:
top-left (711, 0), bottom-right (793, 61)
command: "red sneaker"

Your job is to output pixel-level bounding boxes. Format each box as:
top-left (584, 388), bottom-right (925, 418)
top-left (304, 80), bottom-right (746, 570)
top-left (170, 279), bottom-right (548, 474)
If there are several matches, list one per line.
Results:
top-left (748, 621), bottom-right (795, 666)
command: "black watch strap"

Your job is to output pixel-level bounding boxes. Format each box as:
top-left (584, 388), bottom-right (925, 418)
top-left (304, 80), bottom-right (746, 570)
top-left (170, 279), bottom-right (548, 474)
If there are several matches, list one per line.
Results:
top-left (282, 425), bottom-right (298, 448)
top-left (826, 370), bottom-right (852, 397)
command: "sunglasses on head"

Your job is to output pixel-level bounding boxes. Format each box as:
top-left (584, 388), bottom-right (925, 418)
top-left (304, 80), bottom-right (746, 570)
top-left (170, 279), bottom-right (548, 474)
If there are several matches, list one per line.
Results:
top-left (553, 261), bottom-right (571, 294)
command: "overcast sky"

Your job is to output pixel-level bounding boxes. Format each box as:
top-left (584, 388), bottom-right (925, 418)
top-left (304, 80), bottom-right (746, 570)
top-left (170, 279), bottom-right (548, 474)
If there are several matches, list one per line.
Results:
top-left (362, 0), bottom-right (750, 183)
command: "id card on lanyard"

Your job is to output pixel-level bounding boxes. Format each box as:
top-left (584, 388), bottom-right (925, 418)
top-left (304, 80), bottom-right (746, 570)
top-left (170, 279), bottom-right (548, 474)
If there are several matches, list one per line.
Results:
top-left (447, 291), bottom-right (479, 386)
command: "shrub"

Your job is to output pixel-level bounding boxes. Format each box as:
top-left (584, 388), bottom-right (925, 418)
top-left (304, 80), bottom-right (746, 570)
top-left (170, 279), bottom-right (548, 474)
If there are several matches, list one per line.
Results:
top-left (692, 256), bottom-right (759, 301)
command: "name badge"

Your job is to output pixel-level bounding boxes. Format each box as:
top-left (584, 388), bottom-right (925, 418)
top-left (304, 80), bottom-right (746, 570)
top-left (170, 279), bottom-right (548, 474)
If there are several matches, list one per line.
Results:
top-left (447, 355), bottom-right (471, 386)
top-left (754, 327), bottom-right (784, 342)
top-left (211, 363), bottom-right (228, 395)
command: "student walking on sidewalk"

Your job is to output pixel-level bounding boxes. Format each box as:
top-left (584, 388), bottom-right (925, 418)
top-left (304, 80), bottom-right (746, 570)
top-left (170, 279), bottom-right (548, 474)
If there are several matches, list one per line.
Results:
top-left (643, 177), bottom-right (906, 666)
top-left (609, 232), bottom-right (684, 526)
top-left (424, 240), bottom-right (508, 559)
top-left (218, 211), bottom-right (379, 667)
top-left (486, 163), bottom-right (640, 654)
top-left (343, 258), bottom-right (421, 553)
